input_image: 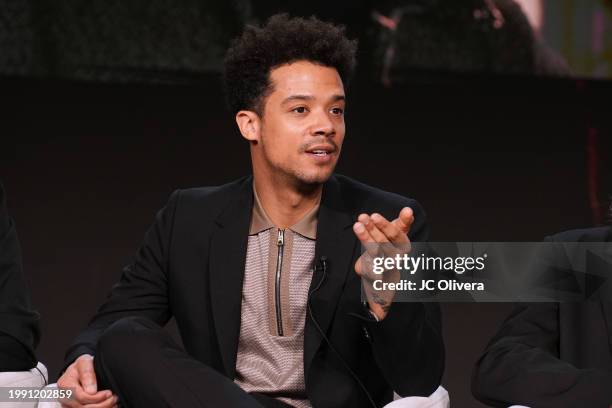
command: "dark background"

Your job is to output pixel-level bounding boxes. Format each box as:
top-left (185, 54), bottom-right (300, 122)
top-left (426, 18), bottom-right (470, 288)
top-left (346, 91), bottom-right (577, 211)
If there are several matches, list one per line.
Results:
top-left (1, 1), bottom-right (612, 406)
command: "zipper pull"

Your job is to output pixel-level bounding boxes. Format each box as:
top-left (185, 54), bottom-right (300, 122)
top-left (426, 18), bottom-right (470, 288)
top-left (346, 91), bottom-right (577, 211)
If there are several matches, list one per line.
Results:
top-left (277, 229), bottom-right (284, 246)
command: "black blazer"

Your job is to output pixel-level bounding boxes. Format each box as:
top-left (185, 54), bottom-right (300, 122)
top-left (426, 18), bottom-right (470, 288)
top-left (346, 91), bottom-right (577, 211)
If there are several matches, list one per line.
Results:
top-left (65, 174), bottom-right (444, 408)
top-left (472, 226), bottom-right (612, 408)
top-left (0, 182), bottom-right (40, 371)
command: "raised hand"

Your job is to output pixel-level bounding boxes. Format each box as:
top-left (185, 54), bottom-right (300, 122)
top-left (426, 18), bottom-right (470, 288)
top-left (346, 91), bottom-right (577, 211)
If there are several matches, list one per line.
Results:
top-left (353, 207), bottom-right (414, 320)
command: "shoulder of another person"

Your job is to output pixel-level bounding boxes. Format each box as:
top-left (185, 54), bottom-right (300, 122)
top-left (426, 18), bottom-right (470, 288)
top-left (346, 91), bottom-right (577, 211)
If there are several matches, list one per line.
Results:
top-left (548, 226), bottom-right (612, 243)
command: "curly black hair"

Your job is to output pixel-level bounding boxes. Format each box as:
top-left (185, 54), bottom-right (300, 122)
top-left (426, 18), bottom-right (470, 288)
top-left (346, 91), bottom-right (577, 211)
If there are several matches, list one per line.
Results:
top-left (223, 13), bottom-right (358, 115)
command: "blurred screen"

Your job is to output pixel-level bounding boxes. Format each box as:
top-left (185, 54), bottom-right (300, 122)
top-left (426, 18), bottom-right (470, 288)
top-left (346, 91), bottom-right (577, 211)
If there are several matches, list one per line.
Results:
top-left (1, 0), bottom-right (611, 82)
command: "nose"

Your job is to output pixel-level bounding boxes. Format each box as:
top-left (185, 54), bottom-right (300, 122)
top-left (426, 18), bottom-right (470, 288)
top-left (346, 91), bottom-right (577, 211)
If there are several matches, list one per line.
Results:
top-left (311, 110), bottom-right (336, 137)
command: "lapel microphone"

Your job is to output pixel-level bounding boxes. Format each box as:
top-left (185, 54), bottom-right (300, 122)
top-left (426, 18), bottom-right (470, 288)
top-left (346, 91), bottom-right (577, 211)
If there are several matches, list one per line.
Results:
top-left (309, 256), bottom-right (328, 295)
top-left (313, 255), bottom-right (328, 274)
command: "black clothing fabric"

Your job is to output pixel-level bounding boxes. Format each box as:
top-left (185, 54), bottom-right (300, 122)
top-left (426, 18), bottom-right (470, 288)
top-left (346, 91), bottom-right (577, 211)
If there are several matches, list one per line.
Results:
top-left (0, 182), bottom-right (40, 371)
top-left (0, 334), bottom-right (37, 372)
top-left (66, 174), bottom-right (445, 407)
top-left (94, 316), bottom-right (289, 408)
top-left (472, 226), bottom-right (612, 408)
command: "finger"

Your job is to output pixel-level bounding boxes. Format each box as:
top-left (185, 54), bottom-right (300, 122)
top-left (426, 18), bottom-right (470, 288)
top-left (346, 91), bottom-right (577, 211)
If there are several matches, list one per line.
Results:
top-left (60, 400), bottom-right (79, 408)
top-left (355, 215), bottom-right (388, 262)
top-left (357, 214), bottom-right (375, 241)
top-left (366, 213), bottom-right (407, 259)
top-left (61, 390), bottom-right (110, 408)
top-left (76, 356), bottom-right (98, 394)
top-left (392, 207), bottom-right (414, 235)
top-left (354, 220), bottom-right (383, 256)
top-left (83, 395), bottom-right (119, 408)
top-left (370, 213), bottom-right (413, 258)
top-left (362, 213), bottom-right (390, 243)
top-left (371, 213), bottom-right (408, 244)
top-left (58, 370), bottom-right (86, 407)
top-left (354, 257), bottom-right (363, 276)
top-left (73, 388), bottom-right (112, 405)
top-left (354, 215), bottom-right (375, 243)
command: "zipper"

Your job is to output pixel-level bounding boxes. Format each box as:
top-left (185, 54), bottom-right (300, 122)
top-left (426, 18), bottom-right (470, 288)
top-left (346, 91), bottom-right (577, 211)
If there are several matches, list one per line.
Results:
top-left (275, 229), bottom-right (285, 336)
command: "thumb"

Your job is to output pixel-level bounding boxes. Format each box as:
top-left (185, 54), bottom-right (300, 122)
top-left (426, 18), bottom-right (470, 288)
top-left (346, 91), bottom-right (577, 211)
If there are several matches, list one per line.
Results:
top-left (392, 207), bottom-right (414, 235)
top-left (76, 355), bottom-right (97, 394)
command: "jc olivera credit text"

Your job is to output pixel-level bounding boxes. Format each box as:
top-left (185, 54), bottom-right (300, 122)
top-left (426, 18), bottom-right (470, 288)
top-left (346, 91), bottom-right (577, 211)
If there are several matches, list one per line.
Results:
top-left (372, 279), bottom-right (485, 292)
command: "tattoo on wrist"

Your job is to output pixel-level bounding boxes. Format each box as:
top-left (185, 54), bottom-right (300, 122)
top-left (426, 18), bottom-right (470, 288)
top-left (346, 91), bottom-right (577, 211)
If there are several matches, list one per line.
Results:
top-left (372, 293), bottom-right (391, 310)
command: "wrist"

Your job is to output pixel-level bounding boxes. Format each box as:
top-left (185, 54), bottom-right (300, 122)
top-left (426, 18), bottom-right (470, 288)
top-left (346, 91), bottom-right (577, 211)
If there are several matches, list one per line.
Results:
top-left (367, 301), bottom-right (390, 321)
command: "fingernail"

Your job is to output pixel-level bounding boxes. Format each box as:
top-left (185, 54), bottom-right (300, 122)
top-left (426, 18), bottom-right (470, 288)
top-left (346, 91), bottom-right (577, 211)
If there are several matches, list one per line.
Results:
top-left (86, 385), bottom-right (95, 393)
top-left (371, 213), bottom-right (382, 221)
top-left (354, 222), bottom-right (365, 233)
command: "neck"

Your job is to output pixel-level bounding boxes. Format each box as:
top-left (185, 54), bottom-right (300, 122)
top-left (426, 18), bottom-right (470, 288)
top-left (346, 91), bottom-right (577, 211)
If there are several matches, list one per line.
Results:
top-left (253, 174), bottom-right (322, 229)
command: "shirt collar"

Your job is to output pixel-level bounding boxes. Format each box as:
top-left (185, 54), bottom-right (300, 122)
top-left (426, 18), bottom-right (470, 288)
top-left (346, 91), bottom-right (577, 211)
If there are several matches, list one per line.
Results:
top-left (249, 186), bottom-right (319, 239)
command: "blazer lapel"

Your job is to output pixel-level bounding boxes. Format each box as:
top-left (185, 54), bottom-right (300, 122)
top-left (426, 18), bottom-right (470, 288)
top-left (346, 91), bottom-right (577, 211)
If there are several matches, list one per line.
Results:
top-left (304, 175), bottom-right (358, 377)
top-left (209, 177), bottom-right (253, 378)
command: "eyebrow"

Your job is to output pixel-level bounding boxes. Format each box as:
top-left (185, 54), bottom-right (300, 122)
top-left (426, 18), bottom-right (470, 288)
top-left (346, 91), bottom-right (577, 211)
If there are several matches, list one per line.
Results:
top-left (281, 94), bottom-right (345, 105)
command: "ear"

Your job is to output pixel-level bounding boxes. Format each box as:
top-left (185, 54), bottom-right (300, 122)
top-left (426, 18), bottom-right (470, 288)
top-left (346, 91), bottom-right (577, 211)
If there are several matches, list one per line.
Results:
top-left (235, 110), bottom-right (261, 143)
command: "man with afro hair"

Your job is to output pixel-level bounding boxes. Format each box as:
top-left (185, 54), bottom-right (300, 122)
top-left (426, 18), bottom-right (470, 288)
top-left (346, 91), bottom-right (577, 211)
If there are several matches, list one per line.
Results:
top-left (58, 14), bottom-right (444, 408)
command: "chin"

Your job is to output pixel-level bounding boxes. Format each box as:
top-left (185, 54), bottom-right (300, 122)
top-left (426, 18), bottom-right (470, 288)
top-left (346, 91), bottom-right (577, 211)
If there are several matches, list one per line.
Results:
top-left (294, 169), bottom-right (334, 186)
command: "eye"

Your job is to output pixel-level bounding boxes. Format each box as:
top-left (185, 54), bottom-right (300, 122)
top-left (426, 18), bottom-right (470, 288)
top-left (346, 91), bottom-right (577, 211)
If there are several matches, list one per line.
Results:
top-left (292, 106), bottom-right (308, 114)
top-left (331, 107), bottom-right (344, 115)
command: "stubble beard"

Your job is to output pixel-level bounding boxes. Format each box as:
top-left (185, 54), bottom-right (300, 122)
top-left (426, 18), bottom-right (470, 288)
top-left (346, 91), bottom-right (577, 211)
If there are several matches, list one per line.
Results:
top-left (258, 130), bottom-right (338, 191)
top-left (261, 149), bottom-right (335, 192)
top-left (276, 160), bottom-right (331, 190)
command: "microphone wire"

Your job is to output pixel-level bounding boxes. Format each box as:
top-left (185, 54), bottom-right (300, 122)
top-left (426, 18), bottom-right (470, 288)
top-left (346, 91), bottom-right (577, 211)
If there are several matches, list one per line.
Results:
top-left (307, 256), bottom-right (378, 408)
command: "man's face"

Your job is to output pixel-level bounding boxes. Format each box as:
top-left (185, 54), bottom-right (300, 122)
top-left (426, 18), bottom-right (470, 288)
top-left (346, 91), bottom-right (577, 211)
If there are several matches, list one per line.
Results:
top-left (253, 60), bottom-right (346, 187)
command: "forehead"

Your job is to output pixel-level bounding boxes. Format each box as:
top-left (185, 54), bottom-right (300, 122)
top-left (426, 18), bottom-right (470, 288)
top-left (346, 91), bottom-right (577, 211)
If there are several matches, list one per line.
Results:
top-left (268, 61), bottom-right (344, 97)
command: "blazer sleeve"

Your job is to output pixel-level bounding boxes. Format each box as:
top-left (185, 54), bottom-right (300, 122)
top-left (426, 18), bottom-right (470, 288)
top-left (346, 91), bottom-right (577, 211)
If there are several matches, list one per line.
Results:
top-left (472, 302), bottom-right (612, 407)
top-left (360, 199), bottom-right (445, 397)
top-left (63, 190), bottom-right (181, 370)
top-left (0, 182), bottom-right (41, 371)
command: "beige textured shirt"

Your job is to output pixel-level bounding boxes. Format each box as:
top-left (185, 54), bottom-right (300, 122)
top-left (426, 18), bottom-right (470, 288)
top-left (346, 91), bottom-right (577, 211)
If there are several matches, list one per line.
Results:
top-left (234, 189), bottom-right (318, 408)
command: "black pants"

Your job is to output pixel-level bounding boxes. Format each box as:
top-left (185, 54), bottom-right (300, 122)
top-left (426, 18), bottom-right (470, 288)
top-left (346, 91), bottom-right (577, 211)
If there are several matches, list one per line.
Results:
top-left (94, 316), bottom-right (292, 408)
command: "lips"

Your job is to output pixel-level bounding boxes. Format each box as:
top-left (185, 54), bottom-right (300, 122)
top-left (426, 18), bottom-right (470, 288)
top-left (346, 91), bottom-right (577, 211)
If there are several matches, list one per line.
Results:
top-left (305, 145), bottom-right (336, 156)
